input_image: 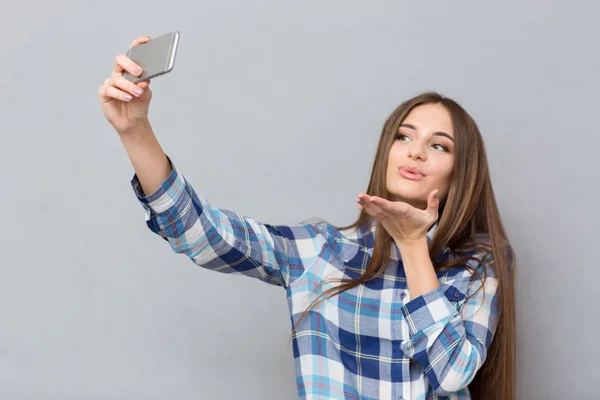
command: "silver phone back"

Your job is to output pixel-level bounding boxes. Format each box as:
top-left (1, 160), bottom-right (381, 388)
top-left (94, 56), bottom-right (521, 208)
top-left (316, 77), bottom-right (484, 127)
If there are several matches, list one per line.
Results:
top-left (123, 31), bottom-right (179, 83)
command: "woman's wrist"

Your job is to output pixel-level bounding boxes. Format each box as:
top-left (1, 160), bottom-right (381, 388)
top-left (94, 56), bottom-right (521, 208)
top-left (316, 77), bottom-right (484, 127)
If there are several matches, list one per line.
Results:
top-left (395, 236), bottom-right (439, 298)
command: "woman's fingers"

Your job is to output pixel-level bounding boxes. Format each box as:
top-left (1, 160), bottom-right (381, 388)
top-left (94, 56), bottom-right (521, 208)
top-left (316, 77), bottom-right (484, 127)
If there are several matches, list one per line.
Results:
top-left (357, 195), bottom-right (386, 218)
top-left (112, 36), bottom-right (151, 76)
top-left (111, 75), bottom-right (145, 97)
top-left (100, 37), bottom-right (153, 104)
top-left (370, 197), bottom-right (410, 214)
top-left (99, 75), bottom-right (146, 103)
top-left (113, 54), bottom-right (142, 77)
top-left (136, 80), bottom-right (151, 90)
top-left (101, 75), bottom-right (144, 100)
top-left (130, 35), bottom-right (151, 48)
top-left (99, 82), bottom-right (134, 102)
top-left (357, 195), bottom-right (413, 221)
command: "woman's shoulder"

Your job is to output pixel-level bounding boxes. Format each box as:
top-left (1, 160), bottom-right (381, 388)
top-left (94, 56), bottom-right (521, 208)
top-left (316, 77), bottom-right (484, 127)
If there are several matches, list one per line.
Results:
top-left (445, 232), bottom-right (514, 278)
top-left (289, 218), bottom-right (376, 262)
top-left (462, 232), bottom-right (514, 264)
top-left (295, 217), bottom-right (374, 241)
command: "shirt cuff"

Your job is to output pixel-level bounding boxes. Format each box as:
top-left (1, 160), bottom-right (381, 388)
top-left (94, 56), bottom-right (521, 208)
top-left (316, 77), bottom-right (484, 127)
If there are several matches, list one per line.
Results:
top-left (401, 286), bottom-right (458, 336)
top-left (130, 155), bottom-right (186, 215)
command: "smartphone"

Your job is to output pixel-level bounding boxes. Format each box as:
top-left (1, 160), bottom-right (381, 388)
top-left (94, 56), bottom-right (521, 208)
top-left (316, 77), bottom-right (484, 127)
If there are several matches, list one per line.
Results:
top-left (123, 31), bottom-right (180, 83)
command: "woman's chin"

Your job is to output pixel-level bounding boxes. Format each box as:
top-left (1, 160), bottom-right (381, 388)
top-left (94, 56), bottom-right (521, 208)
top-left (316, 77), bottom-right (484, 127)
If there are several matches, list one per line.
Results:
top-left (387, 185), bottom-right (428, 205)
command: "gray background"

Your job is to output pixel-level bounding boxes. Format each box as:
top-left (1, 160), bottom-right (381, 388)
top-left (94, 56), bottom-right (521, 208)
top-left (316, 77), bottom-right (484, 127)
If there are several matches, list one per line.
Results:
top-left (1, 1), bottom-right (598, 399)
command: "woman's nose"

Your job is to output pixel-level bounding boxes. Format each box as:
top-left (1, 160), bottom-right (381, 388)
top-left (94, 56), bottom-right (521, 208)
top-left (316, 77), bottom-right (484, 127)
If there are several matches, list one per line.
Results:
top-left (408, 142), bottom-right (426, 160)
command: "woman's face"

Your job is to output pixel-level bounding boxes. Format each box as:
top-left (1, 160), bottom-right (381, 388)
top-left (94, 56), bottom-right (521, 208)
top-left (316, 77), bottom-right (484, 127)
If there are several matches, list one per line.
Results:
top-left (386, 103), bottom-right (455, 210)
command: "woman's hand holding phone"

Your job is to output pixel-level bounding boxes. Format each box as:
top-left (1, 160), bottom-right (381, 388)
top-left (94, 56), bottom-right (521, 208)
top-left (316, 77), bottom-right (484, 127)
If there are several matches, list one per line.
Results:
top-left (98, 36), bottom-right (154, 137)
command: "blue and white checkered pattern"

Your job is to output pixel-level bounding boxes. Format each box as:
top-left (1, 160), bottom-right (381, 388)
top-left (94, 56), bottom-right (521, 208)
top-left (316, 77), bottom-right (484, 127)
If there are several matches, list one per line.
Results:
top-left (131, 157), bottom-right (500, 400)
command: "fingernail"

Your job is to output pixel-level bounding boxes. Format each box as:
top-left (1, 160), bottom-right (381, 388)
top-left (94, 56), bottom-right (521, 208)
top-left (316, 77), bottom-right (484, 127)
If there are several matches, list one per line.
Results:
top-left (433, 191), bottom-right (439, 200)
top-left (134, 67), bottom-right (142, 75)
top-left (133, 87), bottom-right (143, 95)
top-left (123, 94), bottom-right (133, 101)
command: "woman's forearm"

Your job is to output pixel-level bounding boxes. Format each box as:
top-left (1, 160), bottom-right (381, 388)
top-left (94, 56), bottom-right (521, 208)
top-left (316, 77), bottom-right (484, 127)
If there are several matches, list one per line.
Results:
top-left (396, 237), bottom-right (440, 298)
top-left (119, 122), bottom-right (173, 196)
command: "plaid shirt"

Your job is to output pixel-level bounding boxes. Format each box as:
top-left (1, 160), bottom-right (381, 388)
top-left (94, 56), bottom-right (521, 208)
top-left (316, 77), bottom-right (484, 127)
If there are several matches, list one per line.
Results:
top-left (131, 157), bottom-right (500, 400)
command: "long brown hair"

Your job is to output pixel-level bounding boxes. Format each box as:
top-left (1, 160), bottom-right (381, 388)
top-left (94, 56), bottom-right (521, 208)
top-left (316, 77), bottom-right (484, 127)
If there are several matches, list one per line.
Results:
top-left (292, 92), bottom-right (516, 399)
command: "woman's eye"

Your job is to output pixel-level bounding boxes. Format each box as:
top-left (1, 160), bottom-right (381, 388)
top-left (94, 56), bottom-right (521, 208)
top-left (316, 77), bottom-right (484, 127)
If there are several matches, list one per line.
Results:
top-left (433, 143), bottom-right (449, 152)
top-left (396, 134), bottom-right (449, 152)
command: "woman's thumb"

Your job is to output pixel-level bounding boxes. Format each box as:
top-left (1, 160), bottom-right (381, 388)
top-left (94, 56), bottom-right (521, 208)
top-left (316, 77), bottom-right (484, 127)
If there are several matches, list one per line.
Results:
top-left (137, 80), bottom-right (150, 90)
top-left (427, 189), bottom-right (440, 215)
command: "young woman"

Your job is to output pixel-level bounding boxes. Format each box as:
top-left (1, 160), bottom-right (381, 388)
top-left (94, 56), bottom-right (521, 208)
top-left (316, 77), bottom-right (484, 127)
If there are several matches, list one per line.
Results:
top-left (99, 36), bottom-right (516, 400)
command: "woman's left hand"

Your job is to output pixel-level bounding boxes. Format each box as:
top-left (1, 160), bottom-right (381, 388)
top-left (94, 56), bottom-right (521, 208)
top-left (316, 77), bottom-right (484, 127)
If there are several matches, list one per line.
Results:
top-left (357, 190), bottom-right (440, 243)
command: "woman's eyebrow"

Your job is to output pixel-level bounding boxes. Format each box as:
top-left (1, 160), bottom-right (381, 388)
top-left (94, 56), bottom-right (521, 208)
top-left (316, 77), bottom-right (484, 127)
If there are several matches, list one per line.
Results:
top-left (399, 124), bottom-right (454, 142)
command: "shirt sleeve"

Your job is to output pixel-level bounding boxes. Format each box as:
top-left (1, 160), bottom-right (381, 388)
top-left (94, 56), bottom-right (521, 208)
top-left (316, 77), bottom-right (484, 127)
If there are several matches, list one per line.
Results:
top-left (399, 253), bottom-right (500, 396)
top-left (130, 156), bottom-right (327, 288)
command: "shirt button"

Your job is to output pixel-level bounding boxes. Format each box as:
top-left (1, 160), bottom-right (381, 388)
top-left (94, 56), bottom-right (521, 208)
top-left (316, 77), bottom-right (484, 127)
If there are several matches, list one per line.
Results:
top-left (454, 291), bottom-right (461, 298)
top-left (400, 293), bottom-right (406, 299)
top-left (398, 397), bottom-right (404, 400)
